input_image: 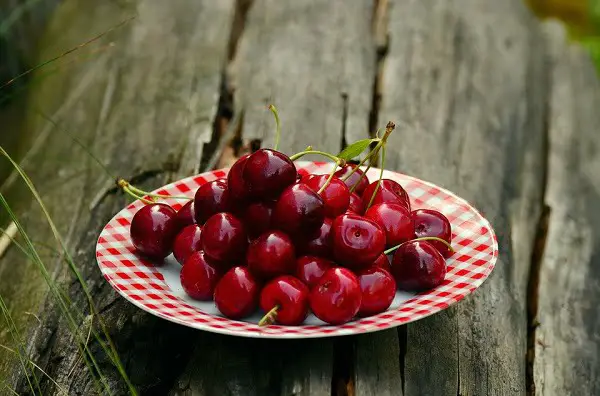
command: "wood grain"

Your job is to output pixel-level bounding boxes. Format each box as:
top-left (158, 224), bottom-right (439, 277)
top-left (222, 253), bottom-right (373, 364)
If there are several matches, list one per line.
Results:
top-left (534, 23), bottom-right (600, 396)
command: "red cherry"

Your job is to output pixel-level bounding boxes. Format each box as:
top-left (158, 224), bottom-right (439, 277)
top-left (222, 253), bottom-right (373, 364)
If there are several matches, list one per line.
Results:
top-left (362, 179), bottom-right (411, 211)
top-left (296, 255), bottom-right (334, 289)
top-left (174, 200), bottom-right (195, 230)
top-left (180, 251), bottom-right (221, 300)
top-left (304, 175), bottom-right (350, 218)
top-left (309, 268), bottom-right (362, 325)
top-left (391, 240), bottom-right (446, 291)
top-left (172, 224), bottom-right (203, 265)
top-left (412, 209), bottom-right (453, 257)
top-left (259, 276), bottom-right (309, 325)
top-left (130, 203), bottom-right (179, 260)
top-left (295, 217), bottom-right (333, 258)
top-left (247, 231), bottom-right (296, 279)
top-left (201, 213), bottom-right (247, 265)
top-left (227, 154), bottom-right (250, 202)
top-left (357, 267), bottom-right (396, 316)
top-left (243, 149), bottom-right (297, 200)
top-left (347, 193), bottom-right (365, 215)
top-left (331, 214), bottom-right (385, 270)
top-left (372, 253), bottom-right (391, 272)
top-left (334, 164), bottom-right (370, 195)
top-left (194, 179), bottom-right (231, 224)
top-left (364, 203), bottom-right (413, 247)
top-left (242, 201), bottom-right (274, 238)
top-left (214, 266), bottom-right (260, 319)
top-left (272, 184), bottom-right (325, 236)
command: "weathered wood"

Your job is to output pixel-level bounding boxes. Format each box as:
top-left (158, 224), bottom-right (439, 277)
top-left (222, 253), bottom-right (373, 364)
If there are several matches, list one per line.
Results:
top-left (534, 23), bottom-right (600, 396)
top-left (374, 0), bottom-right (548, 394)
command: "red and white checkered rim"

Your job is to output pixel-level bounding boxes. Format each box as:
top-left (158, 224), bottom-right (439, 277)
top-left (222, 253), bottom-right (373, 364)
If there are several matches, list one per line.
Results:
top-left (96, 161), bottom-right (498, 338)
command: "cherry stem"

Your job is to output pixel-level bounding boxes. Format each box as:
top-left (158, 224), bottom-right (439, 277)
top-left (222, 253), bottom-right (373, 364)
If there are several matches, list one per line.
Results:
top-left (269, 104), bottom-right (281, 151)
top-left (317, 164), bottom-right (338, 195)
top-left (384, 236), bottom-right (454, 255)
top-left (258, 305), bottom-right (279, 327)
top-left (365, 144), bottom-right (386, 210)
top-left (117, 178), bottom-right (192, 201)
top-left (289, 150), bottom-right (346, 167)
top-left (121, 184), bottom-right (155, 205)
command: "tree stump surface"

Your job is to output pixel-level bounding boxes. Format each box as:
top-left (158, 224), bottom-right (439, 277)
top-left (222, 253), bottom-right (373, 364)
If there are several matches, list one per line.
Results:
top-left (0, 1), bottom-right (599, 395)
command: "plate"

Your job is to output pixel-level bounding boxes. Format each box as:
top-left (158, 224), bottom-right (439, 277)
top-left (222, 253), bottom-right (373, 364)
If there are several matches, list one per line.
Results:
top-left (96, 161), bottom-right (498, 338)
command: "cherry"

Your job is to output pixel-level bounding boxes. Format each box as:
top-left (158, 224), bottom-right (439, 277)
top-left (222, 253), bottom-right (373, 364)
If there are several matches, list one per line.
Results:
top-left (364, 203), bottom-right (413, 247)
top-left (227, 154), bottom-right (250, 202)
top-left (174, 200), bottom-right (195, 230)
top-left (347, 193), bottom-right (365, 215)
top-left (172, 224), bottom-right (203, 265)
top-left (243, 149), bottom-right (297, 200)
top-left (296, 255), bottom-right (334, 289)
top-left (295, 217), bottom-right (332, 258)
top-left (372, 253), bottom-right (391, 272)
top-left (242, 201), bottom-right (274, 238)
top-left (201, 213), bottom-right (247, 265)
top-left (259, 275), bottom-right (309, 325)
top-left (412, 209), bottom-right (453, 257)
top-left (331, 213), bottom-right (385, 270)
top-left (357, 266), bottom-right (396, 316)
top-left (334, 164), bottom-right (370, 195)
top-left (214, 266), bottom-right (260, 319)
top-left (309, 268), bottom-right (362, 325)
top-left (391, 240), bottom-right (446, 291)
top-left (305, 175), bottom-right (350, 218)
top-left (272, 183), bottom-right (325, 236)
top-left (194, 178), bottom-right (231, 224)
top-left (180, 251), bottom-right (221, 300)
top-left (130, 203), bottom-right (179, 260)
top-left (247, 231), bottom-right (296, 279)
top-left (362, 179), bottom-right (411, 211)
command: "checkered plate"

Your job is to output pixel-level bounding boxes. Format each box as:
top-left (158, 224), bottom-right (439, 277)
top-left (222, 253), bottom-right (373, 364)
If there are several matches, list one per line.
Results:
top-left (96, 161), bottom-right (498, 338)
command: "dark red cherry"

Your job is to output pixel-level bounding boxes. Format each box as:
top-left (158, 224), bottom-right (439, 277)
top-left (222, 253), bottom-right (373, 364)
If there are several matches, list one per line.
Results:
top-left (412, 209), bottom-right (452, 257)
top-left (296, 255), bottom-right (334, 289)
top-left (272, 184), bottom-right (325, 236)
top-left (347, 193), bottom-right (365, 215)
top-left (194, 179), bottom-right (231, 224)
top-left (365, 203), bottom-right (413, 247)
top-left (214, 266), bottom-right (260, 319)
top-left (372, 253), bottom-right (391, 272)
top-left (243, 149), bottom-right (297, 200)
top-left (130, 203), bottom-right (179, 260)
top-left (357, 266), bottom-right (396, 316)
top-left (227, 154), bottom-right (250, 202)
top-left (180, 251), bottom-right (221, 300)
top-left (247, 231), bottom-right (296, 279)
top-left (362, 179), bottom-right (411, 211)
top-left (305, 175), bottom-right (350, 218)
top-left (331, 214), bottom-right (385, 270)
top-left (391, 240), bottom-right (446, 291)
top-left (174, 200), bottom-right (195, 230)
top-left (173, 224), bottom-right (203, 265)
top-left (334, 164), bottom-right (370, 195)
top-left (242, 201), bottom-right (274, 238)
top-left (259, 275), bottom-right (309, 325)
top-left (201, 213), bottom-right (247, 265)
top-left (295, 217), bottom-right (333, 258)
top-left (309, 268), bottom-right (362, 325)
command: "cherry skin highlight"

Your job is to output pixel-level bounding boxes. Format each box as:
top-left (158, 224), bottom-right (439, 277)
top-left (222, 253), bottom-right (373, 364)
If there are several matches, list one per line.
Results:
top-left (180, 251), bottom-right (221, 300)
top-left (309, 268), bottom-right (362, 325)
top-left (259, 276), bottom-right (309, 325)
top-left (214, 266), bottom-right (260, 319)
top-left (201, 213), bottom-right (247, 265)
top-left (296, 255), bottom-right (334, 289)
top-left (130, 203), bottom-right (179, 260)
top-left (272, 183), bottom-right (325, 236)
top-left (172, 224), bottom-right (203, 265)
top-left (243, 149), bottom-right (297, 200)
top-left (391, 240), bottom-right (447, 291)
top-left (331, 213), bottom-right (385, 270)
top-left (305, 175), bottom-right (350, 218)
top-left (247, 231), bottom-right (296, 280)
top-left (357, 266), bottom-right (396, 316)
top-left (362, 179), bottom-right (411, 211)
top-left (412, 209), bottom-right (453, 257)
top-left (365, 203), bottom-right (413, 247)
top-left (194, 178), bottom-right (231, 224)
top-left (347, 193), bottom-right (365, 215)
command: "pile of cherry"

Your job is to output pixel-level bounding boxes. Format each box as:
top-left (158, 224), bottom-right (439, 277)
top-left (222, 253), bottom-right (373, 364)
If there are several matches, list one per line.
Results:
top-left (129, 149), bottom-right (453, 326)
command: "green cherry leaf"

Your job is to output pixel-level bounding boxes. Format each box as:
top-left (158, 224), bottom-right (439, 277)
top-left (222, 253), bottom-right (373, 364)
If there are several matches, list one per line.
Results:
top-left (337, 138), bottom-right (377, 161)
